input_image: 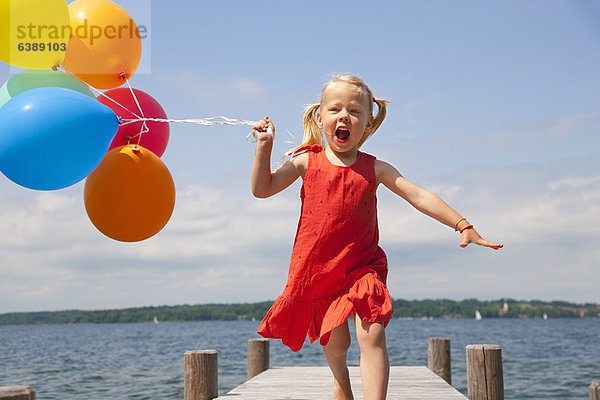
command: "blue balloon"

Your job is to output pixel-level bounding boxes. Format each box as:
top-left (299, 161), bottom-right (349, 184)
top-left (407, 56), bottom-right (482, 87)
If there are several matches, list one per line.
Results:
top-left (0, 87), bottom-right (119, 190)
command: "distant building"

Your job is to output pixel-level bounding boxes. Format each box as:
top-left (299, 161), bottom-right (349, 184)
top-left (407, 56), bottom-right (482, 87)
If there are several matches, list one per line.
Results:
top-left (498, 301), bottom-right (509, 316)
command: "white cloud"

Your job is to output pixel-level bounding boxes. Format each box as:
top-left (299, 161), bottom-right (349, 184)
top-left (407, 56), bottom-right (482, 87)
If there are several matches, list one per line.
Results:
top-left (151, 69), bottom-right (267, 107)
top-left (543, 113), bottom-right (597, 137)
top-left (0, 181), bottom-right (300, 311)
top-left (549, 176), bottom-right (600, 191)
top-left (373, 161), bottom-right (600, 303)
top-left (383, 110), bottom-right (599, 174)
top-left (1, 158), bottom-right (599, 312)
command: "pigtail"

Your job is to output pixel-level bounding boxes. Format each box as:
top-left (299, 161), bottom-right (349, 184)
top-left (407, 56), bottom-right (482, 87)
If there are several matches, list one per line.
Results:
top-left (358, 97), bottom-right (389, 148)
top-left (287, 103), bottom-right (323, 156)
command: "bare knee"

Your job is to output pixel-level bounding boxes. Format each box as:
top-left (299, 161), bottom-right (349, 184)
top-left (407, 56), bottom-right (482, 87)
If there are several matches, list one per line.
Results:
top-left (324, 324), bottom-right (352, 357)
top-left (355, 317), bottom-right (386, 351)
top-left (325, 333), bottom-right (351, 357)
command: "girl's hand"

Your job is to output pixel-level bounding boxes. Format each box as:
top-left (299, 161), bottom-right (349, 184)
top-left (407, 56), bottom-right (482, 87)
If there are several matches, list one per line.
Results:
top-left (460, 228), bottom-right (503, 250)
top-left (252, 116), bottom-right (275, 143)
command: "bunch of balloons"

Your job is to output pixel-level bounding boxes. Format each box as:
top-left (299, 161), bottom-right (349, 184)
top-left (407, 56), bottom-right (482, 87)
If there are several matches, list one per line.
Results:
top-left (0, 0), bottom-right (174, 242)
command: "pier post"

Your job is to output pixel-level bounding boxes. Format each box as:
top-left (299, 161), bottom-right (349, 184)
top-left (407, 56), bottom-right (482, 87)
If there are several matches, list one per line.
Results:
top-left (466, 344), bottom-right (504, 400)
top-left (0, 386), bottom-right (36, 400)
top-left (248, 338), bottom-right (269, 379)
top-left (428, 337), bottom-right (452, 384)
top-left (590, 380), bottom-right (600, 400)
top-left (184, 350), bottom-right (218, 400)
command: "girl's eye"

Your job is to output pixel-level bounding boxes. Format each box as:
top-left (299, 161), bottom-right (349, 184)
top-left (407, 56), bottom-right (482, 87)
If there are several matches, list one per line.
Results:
top-left (350, 109), bottom-right (360, 114)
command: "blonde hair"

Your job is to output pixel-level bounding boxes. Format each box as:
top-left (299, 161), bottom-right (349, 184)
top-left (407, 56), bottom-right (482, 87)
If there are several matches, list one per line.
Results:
top-left (289, 75), bottom-right (388, 156)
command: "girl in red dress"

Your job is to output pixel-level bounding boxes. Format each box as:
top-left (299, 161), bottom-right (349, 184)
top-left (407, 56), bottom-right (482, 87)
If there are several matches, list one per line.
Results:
top-left (250, 75), bottom-right (502, 400)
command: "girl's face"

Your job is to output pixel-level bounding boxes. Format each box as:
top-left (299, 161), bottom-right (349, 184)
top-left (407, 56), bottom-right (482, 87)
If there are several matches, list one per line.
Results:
top-left (316, 81), bottom-right (373, 155)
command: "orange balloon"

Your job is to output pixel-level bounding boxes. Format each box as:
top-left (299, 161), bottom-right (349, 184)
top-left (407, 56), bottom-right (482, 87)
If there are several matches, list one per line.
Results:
top-left (62, 0), bottom-right (142, 89)
top-left (84, 145), bottom-right (175, 242)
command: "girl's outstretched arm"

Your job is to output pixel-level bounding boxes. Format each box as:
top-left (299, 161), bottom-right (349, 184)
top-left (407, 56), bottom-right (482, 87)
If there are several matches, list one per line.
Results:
top-left (250, 117), bottom-right (302, 198)
top-left (376, 160), bottom-right (503, 250)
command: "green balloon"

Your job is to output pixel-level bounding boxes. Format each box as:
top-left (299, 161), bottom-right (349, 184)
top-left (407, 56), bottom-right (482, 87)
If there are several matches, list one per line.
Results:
top-left (0, 70), bottom-right (95, 109)
top-left (0, 83), bottom-right (10, 108)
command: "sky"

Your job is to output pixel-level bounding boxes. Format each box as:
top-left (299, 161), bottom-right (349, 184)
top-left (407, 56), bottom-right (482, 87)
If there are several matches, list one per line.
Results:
top-left (0, 0), bottom-right (599, 313)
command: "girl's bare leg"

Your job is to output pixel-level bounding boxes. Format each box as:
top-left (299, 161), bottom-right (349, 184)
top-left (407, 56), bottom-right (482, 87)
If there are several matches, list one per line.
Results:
top-left (322, 320), bottom-right (354, 400)
top-left (355, 313), bottom-right (389, 400)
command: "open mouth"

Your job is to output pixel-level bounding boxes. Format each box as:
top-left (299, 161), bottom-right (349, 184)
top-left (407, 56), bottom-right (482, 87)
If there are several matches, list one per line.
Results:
top-left (335, 128), bottom-right (350, 142)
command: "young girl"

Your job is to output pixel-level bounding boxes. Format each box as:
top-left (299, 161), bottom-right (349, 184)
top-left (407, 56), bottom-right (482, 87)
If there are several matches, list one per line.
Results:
top-left (250, 75), bottom-right (502, 400)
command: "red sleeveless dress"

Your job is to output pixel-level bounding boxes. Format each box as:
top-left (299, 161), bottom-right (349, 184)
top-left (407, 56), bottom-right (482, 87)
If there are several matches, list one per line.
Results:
top-left (257, 145), bottom-right (393, 352)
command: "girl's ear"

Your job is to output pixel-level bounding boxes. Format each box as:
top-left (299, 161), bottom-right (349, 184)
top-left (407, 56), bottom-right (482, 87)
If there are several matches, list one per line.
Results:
top-left (316, 111), bottom-right (323, 128)
top-left (365, 115), bottom-right (374, 133)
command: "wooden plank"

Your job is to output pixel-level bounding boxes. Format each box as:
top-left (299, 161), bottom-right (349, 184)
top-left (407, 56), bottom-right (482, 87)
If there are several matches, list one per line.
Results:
top-left (0, 386), bottom-right (36, 400)
top-left (217, 366), bottom-right (467, 399)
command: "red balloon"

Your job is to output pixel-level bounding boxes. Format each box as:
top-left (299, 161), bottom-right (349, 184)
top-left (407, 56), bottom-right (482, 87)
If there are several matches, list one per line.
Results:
top-left (98, 88), bottom-right (169, 157)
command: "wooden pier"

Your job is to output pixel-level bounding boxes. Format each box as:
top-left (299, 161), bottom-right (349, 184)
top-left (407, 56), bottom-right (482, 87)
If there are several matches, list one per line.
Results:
top-left (183, 338), bottom-right (504, 400)
top-left (218, 365), bottom-right (467, 399)
top-left (4, 337), bottom-right (600, 399)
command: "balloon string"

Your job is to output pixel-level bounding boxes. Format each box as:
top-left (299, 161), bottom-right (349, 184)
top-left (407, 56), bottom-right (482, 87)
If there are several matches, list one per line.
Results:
top-left (124, 77), bottom-right (148, 147)
top-left (58, 65), bottom-right (144, 120)
top-left (58, 65), bottom-right (270, 147)
top-left (120, 116), bottom-right (257, 126)
top-left (120, 117), bottom-right (298, 170)
top-left (122, 116), bottom-right (268, 149)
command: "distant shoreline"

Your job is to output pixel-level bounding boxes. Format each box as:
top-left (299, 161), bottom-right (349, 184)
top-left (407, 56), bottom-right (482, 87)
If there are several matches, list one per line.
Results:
top-left (1, 298), bottom-right (598, 326)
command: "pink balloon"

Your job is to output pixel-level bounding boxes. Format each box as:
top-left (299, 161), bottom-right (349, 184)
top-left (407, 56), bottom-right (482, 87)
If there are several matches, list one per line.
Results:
top-left (98, 88), bottom-right (169, 157)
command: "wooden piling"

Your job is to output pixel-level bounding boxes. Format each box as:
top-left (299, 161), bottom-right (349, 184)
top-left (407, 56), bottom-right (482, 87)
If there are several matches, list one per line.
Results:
top-left (466, 344), bottom-right (504, 400)
top-left (247, 338), bottom-right (269, 379)
top-left (590, 380), bottom-right (600, 400)
top-left (0, 386), bottom-right (35, 400)
top-left (428, 337), bottom-right (452, 384)
top-left (184, 350), bottom-right (218, 400)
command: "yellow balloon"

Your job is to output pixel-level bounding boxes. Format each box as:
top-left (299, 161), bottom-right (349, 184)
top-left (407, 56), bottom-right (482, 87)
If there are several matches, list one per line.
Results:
top-left (0, 0), bottom-right (69, 70)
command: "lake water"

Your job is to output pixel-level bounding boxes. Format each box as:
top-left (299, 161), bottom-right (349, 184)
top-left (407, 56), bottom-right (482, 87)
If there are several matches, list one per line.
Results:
top-left (0, 318), bottom-right (598, 399)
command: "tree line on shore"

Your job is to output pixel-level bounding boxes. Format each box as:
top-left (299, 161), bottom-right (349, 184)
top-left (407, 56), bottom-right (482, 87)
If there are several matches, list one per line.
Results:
top-left (0, 298), bottom-right (598, 326)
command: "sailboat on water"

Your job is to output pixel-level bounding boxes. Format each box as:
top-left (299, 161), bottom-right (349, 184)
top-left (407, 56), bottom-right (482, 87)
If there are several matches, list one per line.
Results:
top-left (475, 310), bottom-right (483, 320)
